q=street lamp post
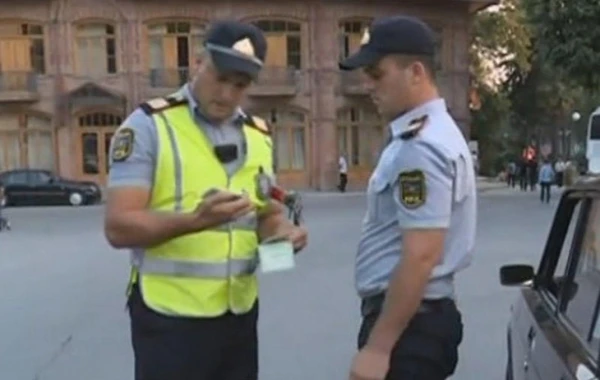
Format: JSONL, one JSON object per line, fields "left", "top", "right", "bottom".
{"left": 570, "top": 111, "right": 581, "bottom": 159}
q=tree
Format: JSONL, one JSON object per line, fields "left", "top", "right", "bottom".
{"left": 526, "top": 0, "right": 600, "bottom": 90}
{"left": 469, "top": 0, "right": 532, "bottom": 174}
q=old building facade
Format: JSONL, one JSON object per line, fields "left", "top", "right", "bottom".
{"left": 0, "top": 0, "right": 493, "bottom": 190}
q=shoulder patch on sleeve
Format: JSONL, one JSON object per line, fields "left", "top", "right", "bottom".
{"left": 111, "top": 127, "right": 135, "bottom": 162}
{"left": 400, "top": 115, "right": 428, "bottom": 140}
{"left": 139, "top": 92, "right": 188, "bottom": 115}
{"left": 398, "top": 169, "right": 426, "bottom": 208}
{"left": 244, "top": 114, "right": 271, "bottom": 136}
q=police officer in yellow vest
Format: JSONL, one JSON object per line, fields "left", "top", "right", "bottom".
{"left": 104, "top": 20, "right": 308, "bottom": 380}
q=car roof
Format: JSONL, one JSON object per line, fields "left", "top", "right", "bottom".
{"left": 570, "top": 176, "right": 600, "bottom": 192}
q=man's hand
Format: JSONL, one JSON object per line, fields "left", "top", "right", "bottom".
{"left": 349, "top": 345, "right": 390, "bottom": 380}
{"left": 277, "top": 225, "right": 308, "bottom": 252}
{"left": 192, "top": 190, "right": 255, "bottom": 231}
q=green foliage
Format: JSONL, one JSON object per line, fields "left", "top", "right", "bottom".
{"left": 526, "top": 0, "right": 600, "bottom": 90}
{"left": 470, "top": 0, "right": 532, "bottom": 174}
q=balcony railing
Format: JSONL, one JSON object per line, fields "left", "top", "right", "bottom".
{"left": 248, "top": 67, "right": 299, "bottom": 96}
{"left": 149, "top": 68, "right": 189, "bottom": 88}
{"left": 0, "top": 71, "right": 38, "bottom": 91}
{"left": 0, "top": 71, "right": 39, "bottom": 102}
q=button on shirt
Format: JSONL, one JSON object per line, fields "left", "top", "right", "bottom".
{"left": 108, "top": 84, "right": 247, "bottom": 189}
{"left": 355, "top": 99, "right": 477, "bottom": 300}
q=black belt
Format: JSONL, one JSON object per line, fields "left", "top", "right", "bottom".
{"left": 360, "top": 293, "right": 454, "bottom": 318}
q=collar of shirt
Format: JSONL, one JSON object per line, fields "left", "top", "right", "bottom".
{"left": 389, "top": 98, "right": 447, "bottom": 139}
{"left": 180, "top": 84, "right": 246, "bottom": 127}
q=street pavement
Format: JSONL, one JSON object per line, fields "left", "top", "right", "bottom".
{"left": 0, "top": 186, "right": 560, "bottom": 380}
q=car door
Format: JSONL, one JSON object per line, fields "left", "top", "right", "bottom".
{"left": 3, "top": 171, "right": 30, "bottom": 205}
{"left": 528, "top": 194, "right": 600, "bottom": 380}
{"left": 508, "top": 199, "right": 580, "bottom": 380}
{"left": 27, "top": 170, "right": 64, "bottom": 205}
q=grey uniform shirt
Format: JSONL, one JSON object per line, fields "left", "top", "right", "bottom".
{"left": 108, "top": 84, "right": 248, "bottom": 189}
{"left": 355, "top": 98, "right": 477, "bottom": 300}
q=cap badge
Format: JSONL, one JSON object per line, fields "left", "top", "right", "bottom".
{"left": 232, "top": 38, "right": 256, "bottom": 59}
{"left": 360, "top": 29, "right": 370, "bottom": 45}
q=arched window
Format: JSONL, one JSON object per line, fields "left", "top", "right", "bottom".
{"left": 257, "top": 108, "right": 307, "bottom": 171}
{"left": 78, "top": 112, "right": 123, "bottom": 127}
{"left": 146, "top": 20, "right": 206, "bottom": 87}
{"left": 338, "top": 19, "right": 371, "bottom": 61}
{"left": 252, "top": 20, "right": 301, "bottom": 69}
{"left": 0, "top": 21, "right": 45, "bottom": 93}
{"left": 74, "top": 22, "right": 117, "bottom": 76}
{"left": 336, "top": 107, "right": 382, "bottom": 168}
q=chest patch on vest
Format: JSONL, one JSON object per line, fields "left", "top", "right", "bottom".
{"left": 111, "top": 128, "right": 134, "bottom": 162}
{"left": 398, "top": 170, "right": 426, "bottom": 208}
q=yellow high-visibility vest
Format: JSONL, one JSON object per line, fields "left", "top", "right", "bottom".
{"left": 129, "top": 93, "right": 273, "bottom": 317}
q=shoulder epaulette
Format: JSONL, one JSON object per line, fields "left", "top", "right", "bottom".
{"left": 400, "top": 114, "right": 428, "bottom": 140}
{"left": 139, "top": 92, "right": 188, "bottom": 115}
{"left": 243, "top": 114, "right": 271, "bottom": 136}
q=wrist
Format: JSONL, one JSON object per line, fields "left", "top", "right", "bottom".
{"left": 367, "top": 320, "right": 404, "bottom": 354}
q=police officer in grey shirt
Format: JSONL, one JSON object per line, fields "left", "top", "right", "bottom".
{"left": 339, "top": 16, "right": 476, "bottom": 380}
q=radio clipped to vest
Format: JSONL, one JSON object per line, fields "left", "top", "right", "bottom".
{"left": 255, "top": 166, "right": 303, "bottom": 226}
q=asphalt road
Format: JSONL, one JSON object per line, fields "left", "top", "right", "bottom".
{"left": 0, "top": 187, "right": 560, "bottom": 380}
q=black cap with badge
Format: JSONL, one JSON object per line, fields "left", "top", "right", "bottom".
{"left": 339, "top": 15, "right": 437, "bottom": 71}
{"left": 204, "top": 20, "right": 268, "bottom": 79}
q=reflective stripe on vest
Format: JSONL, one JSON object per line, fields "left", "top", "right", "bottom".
{"left": 131, "top": 249, "right": 259, "bottom": 277}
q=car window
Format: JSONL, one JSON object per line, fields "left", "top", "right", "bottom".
{"left": 543, "top": 202, "right": 583, "bottom": 302}
{"left": 28, "top": 171, "right": 52, "bottom": 184}
{"left": 563, "top": 199, "right": 600, "bottom": 353}
{"left": 2, "top": 172, "right": 28, "bottom": 185}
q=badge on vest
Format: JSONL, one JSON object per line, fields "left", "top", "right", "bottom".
{"left": 398, "top": 169, "right": 426, "bottom": 208}
{"left": 111, "top": 128, "right": 135, "bottom": 162}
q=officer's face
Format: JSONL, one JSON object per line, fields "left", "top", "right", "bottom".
{"left": 362, "top": 55, "right": 427, "bottom": 120}
{"left": 192, "top": 55, "right": 252, "bottom": 122}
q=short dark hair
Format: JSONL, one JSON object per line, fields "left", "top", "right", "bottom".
{"left": 394, "top": 54, "right": 436, "bottom": 81}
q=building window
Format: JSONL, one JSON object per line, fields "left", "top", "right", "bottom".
{"left": 260, "top": 108, "right": 307, "bottom": 171}
{"left": 78, "top": 112, "right": 123, "bottom": 127}
{"left": 0, "top": 113, "right": 54, "bottom": 172}
{"left": 338, "top": 20, "right": 371, "bottom": 61}
{"left": 427, "top": 23, "right": 444, "bottom": 71}
{"left": 337, "top": 107, "right": 383, "bottom": 168}
{"left": 253, "top": 20, "right": 301, "bottom": 69}
{"left": 0, "top": 22, "right": 45, "bottom": 74}
{"left": 75, "top": 23, "right": 117, "bottom": 76}
{"left": 147, "top": 21, "right": 206, "bottom": 87}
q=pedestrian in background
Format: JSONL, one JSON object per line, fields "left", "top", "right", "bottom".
{"left": 538, "top": 159, "right": 555, "bottom": 204}
{"left": 338, "top": 153, "right": 348, "bottom": 192}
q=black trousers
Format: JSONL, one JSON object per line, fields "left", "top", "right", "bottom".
{"left": 540, "top": 182, "right": 551, "bottom": 203}
{"left": 128, "top": 285, "right": 259, "bottom": 380}
{"left": 339, "top": 173, "right": 348, "bottom": 192}
{"left": 357, "top": 294, "right": 463, "bottom": 380}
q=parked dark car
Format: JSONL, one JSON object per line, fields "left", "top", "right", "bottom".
{"left": 500, "top": 177, "right": 600, "bottom": 380}
{"left": 0, "top": 169, "right": 101, "bottom": 207}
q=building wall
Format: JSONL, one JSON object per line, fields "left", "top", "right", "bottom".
{"left": 0, "top": 0, "right": 477, "bottom": 190}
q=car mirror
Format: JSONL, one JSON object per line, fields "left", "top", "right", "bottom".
{"left": 500, "top": 264, "right": 535, "bottom": 286}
